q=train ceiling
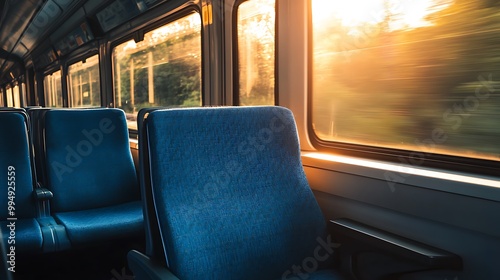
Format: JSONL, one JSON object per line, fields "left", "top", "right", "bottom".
{"left": 0, "top": 0, "right": 164, "bottom": 85}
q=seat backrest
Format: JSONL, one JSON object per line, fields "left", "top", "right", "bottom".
{"left": 43, "top": 108, "right": 138, "bottom": 212}
{"left": 143, "top": 106, "right": 328, "bottom": 279}
{"left": 0, "top": 110, "right": 37, "bottom": 219}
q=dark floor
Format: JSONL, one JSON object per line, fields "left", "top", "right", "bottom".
{"left": 11, "top": 237, "right": 144, "bottom": 280}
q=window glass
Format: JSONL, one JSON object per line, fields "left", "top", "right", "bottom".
{"left": 21, "top": 82, "right": 27, "bottom": 106}
{"left": 6, "top": 86, "right": 13, "bottom": 107}
{"left": 44, "top": 70, "right": 63, "bottom": 107}
{"left": 237, "top": 0, "right": 275, "bottom": 105}
{"left": 68, "top": 55, "right": 101, "bottom": 108}
{"left": 13, "top": 84, "right": 21, "bottom": 108}
{"left": 113, "top": 13, "right": 202, "bottom": 130}
{"left": 311, "top": 0, "right": 500, "bottom": 162}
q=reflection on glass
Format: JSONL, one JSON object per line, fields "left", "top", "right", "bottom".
{"left": 237, "top": 0, "right": 275, "bottom": 105}
{"left": 312, "top": 0, "right": 500, "bottom": 161}
{"left": 68, "top": 55, "right": 101, "bottom": 108}
{"left": 113, "top": 13, "right": 202, "bottom": 130}
{"left": 44, "top": 70, "right": 63, "bottom": 107}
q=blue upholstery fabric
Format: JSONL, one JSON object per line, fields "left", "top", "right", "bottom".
{"left": 53, "top": 201, "right": 143, "bottom": 244}
{"left": 0, "top": 112, "right": 43, "bottom": 253}
{"left": 43, "top": 108, "right": 143, "bottom": 245}
{"left": 145, "top": 107, "right": 338, "bottom": 280}
{"left": 44, "top": 108, "right": 139, "bottom": 212}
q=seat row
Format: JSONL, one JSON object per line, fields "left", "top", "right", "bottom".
{"left": 0, "top": 107, "right": 143, "bottom": 254}
{"left": 2, "top": 106, "right": 462, "bottom": 279}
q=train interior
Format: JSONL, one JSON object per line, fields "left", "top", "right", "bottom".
{"left": 1, "top": 0, "right": 499, "bottom": 279}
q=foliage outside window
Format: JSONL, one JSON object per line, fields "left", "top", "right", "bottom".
{"left": 44, "top": 70, "right": 63, "bottom": 107}
{"left": 68, "top": 55, "right": 101, "bottom": 108}
{"left": 312, "top": 0, "right": 500, "bottom": 162}
{"left": 113, "top": 13, "right": 202, "bottom": 130}
{"left": 237, "top": 0, "right": 275, "bottom": 105}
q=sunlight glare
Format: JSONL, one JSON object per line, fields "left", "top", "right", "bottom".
{"left": 312, "top": 0, "right": 451, "bottom": 31}
{"left": 312, "top": 0, "right": 384, "bottom": 27}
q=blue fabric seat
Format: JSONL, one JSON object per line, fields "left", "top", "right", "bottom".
{"left": 0, "top": 110, "right": 43, "bottom": 253}
{"left": 42, "top": 108, "right": 143, "bottom": 245}
{"left": 129, "top": 106, "right": 346, "bottom": 280}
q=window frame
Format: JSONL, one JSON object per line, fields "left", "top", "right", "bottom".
{"left": 306, "top": 0, "right": 500, "bottom": 177}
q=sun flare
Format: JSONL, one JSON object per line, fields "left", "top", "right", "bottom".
{"left": 312, "top": 0, "right": 451, "bottom": 31}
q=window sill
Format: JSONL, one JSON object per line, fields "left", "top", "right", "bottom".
{"left": 302, "top": 152, "right": 500, "bottom": 202}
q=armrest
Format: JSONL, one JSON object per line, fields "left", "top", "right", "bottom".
{"left": 33, "top": 184, "right": 53, "bottom": 218}
{"left": 34, "top": 187, "right": 53, "bottom": 201}
{"left": 128, "top": 250, "right": 180, "bottom": 280}
{"left": 330, "top": 218, "right": 462, "bottom": 269}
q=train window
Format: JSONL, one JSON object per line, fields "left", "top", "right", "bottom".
{"left": 12, "top": 84, "right": 21, "bottom": 107}
{"left": 0, "top": 88, "right": 4, "bottom": 107}
{"left": 5, "top": 86, "right": 13, "bottom": 107}
{"left": 236, "top": 0, "right": 275, "bottom": 105}
{"left": 68, "top": 55, "right": 101, "bottom": 108}
{"left": 44, "top": 70, "right": 63, "bottom": 107}
{"left": 311, "top": 0, "right": 500, "bottom": 164}
{"left": 113, "top": 13, "right": 202, "bottom": 130}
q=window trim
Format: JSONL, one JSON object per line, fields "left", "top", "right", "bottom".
{"left": 305, "top": 0, "right": 500, "bottom": 178}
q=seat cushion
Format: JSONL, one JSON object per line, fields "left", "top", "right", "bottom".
{"left": 53, "top": 201, "right": 143, "bottom": 245}
{"left": 1, "top": 219, "right": 43, "bottom": 253}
